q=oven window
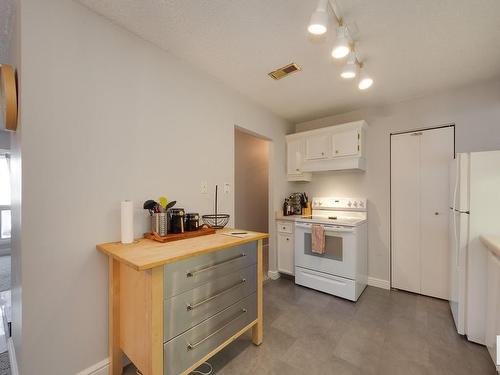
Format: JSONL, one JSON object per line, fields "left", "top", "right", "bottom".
{"left": 304, "top": 233, "right": 343, "bottom": 261}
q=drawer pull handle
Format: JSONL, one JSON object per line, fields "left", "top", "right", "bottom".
{"left": 186, "top": 253, "right": 246, "bottom": 278}
{"left": 186, "top": 278, "right": 247, "bottom": 311}
{"left": 187, "top": 308, "right": 248, "bottom": 350}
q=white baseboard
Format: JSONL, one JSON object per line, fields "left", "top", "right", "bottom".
{"left": 7, "top": 338, "right": 19, "bottom": 375}
{"left": 367, "top": 277, "right": 390, "bottom": 290}
{"left": 267, "top": 270, "right": 280, "bottom": 280}
{"left": 76, "top": 358, "right": 109, "bottom": 375}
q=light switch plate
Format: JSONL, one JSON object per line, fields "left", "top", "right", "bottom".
{"left": 223, "top": 183, "right": 230, "bottom": 194}
{"left": 201, "top": 181, "right": 208, "bottom": 194}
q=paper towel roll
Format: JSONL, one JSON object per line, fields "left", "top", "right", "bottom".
{"left": 121, "top": 200, "right": 134, "bottom": 244}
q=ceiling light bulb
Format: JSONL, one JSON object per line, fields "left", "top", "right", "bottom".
{"left": 331, "top": 26, "right": 350, "bottom": 59}
{"left": 358, "top": 70, "right": 373, "bottom": 90}
{"left": 308, "top": 0, "right": 329, "bottom": 35}
{"left": 340, "top": 52, "right": 358, "bottom": 79}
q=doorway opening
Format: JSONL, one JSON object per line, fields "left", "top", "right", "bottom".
{"left": 234, "top": 127, "right": 270, "bottom": 278}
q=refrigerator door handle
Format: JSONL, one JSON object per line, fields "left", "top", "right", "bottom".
{"left": 454, "top": 211, "right": 459, "bottom": 266}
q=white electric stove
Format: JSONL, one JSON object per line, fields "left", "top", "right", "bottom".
{"left": 294, "top": 197, "right": 368, "bottom": 301}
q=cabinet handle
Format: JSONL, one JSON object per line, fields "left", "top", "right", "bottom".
{"left": 335, "top": 150, "right": 339, "bottom": 154}
{"left": 186, "top": 278, "right": 247, "bottom": 311}
{"left": 286, "top": 238, "right": 289, "bottom": 241}
{"left": 321, "top": 152, "right": 325, "bottom": 156}
{"left": 296, "top": 168, "right": 299, "bottom": 171}
{"left": 187, "top": 308, "right": 247, "bottom": 350}
{"left": 435, "top": 212, "right": 439, "bottom": 215}
{"left": 186, "top": 253, "right": 246, "bottom": 277}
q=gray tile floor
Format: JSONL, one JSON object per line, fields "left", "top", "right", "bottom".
{"left": 126, "top": 278, "right": 497, "bottom": 375}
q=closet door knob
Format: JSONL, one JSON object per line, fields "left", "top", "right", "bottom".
{"left": 434, "top": 212, "right": 439, "bottom": 215}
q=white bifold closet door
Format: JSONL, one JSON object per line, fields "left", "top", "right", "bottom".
{"left": 391, "top": 127, "right": 454, "bottom": 299}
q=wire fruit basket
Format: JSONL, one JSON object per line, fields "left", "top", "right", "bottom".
{"left": 202, "top": 214, "right": 230, "bottom": 229}
{"left": 202, "top": 185, "right": 230, "bottom": 229}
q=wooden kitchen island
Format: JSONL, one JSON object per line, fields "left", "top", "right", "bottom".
{"left": 97, "top": 229, "right": 268, "bottom": 375}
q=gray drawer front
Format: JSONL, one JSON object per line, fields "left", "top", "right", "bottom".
{"left": 164, "top": 242, "right": 257, "bottom": 298}
{"left": 164, "top": 264, "right": 257, "bottom": 341}
{"left": 164, "top": 293, "right": 257, "bottom": 375}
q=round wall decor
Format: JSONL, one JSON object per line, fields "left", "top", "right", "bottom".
{"left": 0, "top": 64, "right": 18, "bottom": 131}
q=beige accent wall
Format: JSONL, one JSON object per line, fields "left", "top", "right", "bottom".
{"left": 234, "top": 129, "right": 269, "bottom": 273}
{"left": 294, "top": 78, "right": 500, "bottom": 284}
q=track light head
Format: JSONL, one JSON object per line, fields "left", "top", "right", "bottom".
{"left": 358, "top": 68, "right": 373, "bottom": 90}
{"left": 331, "top": 26, "right": 350, "bottom": 59}
{"left": 341, "top": 52, "right": 358, "bottom": 79}
{"left": 308, "top": 0, "right": 329, "bottom": 35}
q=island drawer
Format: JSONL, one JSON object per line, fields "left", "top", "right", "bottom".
{"left": 164, "top": 264, "right": 257, "bottom": 341}
{"left": 164, "top": 293, "right": 257, "bottom": 375}
{"left": 164, "top": 242, "right": 257, "bottom": 298}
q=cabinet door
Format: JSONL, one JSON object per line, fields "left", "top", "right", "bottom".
{"left": 420, "top": 127, "right": 454, "bottom": 299}
{"left": 332, "top": 130, "right": 359, "bottom": 157}
{"left": 277, "top": 233, "right": 294, "bottom": 275}
{"left": 287, "top": 139, "right": 303, "bottom": 175}
{"left": 305, "top": 134, "right": 329, "bottom": 160}
{"left": 391, "top": 132, "right": 421, "bottom": 294}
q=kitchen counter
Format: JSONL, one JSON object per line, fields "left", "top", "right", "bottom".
{"left": 97, "top": 228, "right": 267, "bottom": 375}
{"left": 480, "top": 235, "right": 500, "bottom": 258}
{"left": 97, "top": 228, "right": 268, "bottom": 270}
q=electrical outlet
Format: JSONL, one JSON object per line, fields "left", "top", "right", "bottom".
{"left": 201, "top": 181, "right": 208, "bottom": 194}
{"left": 223, "top": 183, "right": 230, "bottom": 194}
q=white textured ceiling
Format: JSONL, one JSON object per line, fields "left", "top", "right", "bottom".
{"left": 79, "top": 0, "right": 500, "bottom": 122}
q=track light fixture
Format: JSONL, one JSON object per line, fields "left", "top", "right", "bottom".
{"left": 331, "top": 26, "right": 351, "bottom": 59}
{"left": 307, "top": 0, "right": 374, "bottom": 90}
{"left": 358, "top": 66, "right": 374, "bottom": 90}
{"left": 340, "top": 52, "right": 358, "bottom": 79}
{"left": 308, "top": 0, "right": 329, "bottom": 35}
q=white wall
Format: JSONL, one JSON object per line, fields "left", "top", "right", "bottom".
{"left": 295, "top": 79, "right": 500, "bottom": 283}
{"left": 16, "top": 0, "right": 292, "bottom": 373}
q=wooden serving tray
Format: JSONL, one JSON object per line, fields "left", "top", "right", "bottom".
{"left": 144, "top": 227, "right": 216, "bottom": 243}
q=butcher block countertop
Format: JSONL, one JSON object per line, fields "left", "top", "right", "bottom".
{"left": 480, "top": 235, "right": 500, "bottom": 258}
{"left": 96, "top": 228, "right": 269, "bottom": 271}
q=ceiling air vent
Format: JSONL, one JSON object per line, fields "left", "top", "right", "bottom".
{"left": 268, "top": 63, "right": 302, "bottom": 80}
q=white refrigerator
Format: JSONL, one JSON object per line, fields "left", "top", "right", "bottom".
{"left": 449, "top": 150, "right": 500, "bottom": 345}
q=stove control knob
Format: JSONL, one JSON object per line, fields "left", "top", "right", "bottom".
{"left": 360, "top": 201, "right": 365, "bottom": 207}
{"left": 353, "top": 201, "right": 358, "bottom": 207}
{"left": 318, "top": 201, "right": 323, "bottom": 206}
{"left": 348, "top": 201, "right": 352, "bottom": 207}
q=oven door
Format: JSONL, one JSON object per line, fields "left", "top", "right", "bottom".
{"left": 295, "top": 222, "right": 357, "bottom": 280}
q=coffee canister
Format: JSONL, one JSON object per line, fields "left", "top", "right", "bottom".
{"left": 185, "top": 213, "right": 200, "bottom": 232}
{"left": 170, "top": 208, "right": 185, "bottom": 234}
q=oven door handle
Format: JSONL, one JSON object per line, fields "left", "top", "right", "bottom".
{"left": 295, "top": 223, "right": 355, "bottom": 233}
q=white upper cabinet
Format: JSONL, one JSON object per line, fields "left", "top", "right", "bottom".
{"left": 305, "top": 134, "right": 330, "bottom": 160}
{"left": 332, "top": 129, "right": 360, "bottom": 157}
{"left": 287, "top": 139, "right": 303, "bottom": 174}
{"left": 286, "top": 138, "right": 312, "bottom": 181}
{"left": 286, "top": 121, "right": 367, "bottom": 179}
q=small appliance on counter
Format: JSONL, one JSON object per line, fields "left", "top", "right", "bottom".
{"left": 185, "top": 213, "right": 200, "bottom": 231}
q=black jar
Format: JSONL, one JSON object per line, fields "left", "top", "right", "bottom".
{"left": 185, "top": 213, "right": 200, "bottom": 232}
{"left": 169, "top": 208, "right": 185, "bottom": 234}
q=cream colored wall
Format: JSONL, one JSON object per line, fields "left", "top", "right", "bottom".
{"left": 16, "top": 0, "right": 292, "bottom": 373}
{"left": 294, "top": 78, "right": 500, "bottom": 283}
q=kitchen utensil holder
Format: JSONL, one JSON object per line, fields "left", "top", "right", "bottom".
{"left": 152, "top": 213, "right": 167, "bottom": 236}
